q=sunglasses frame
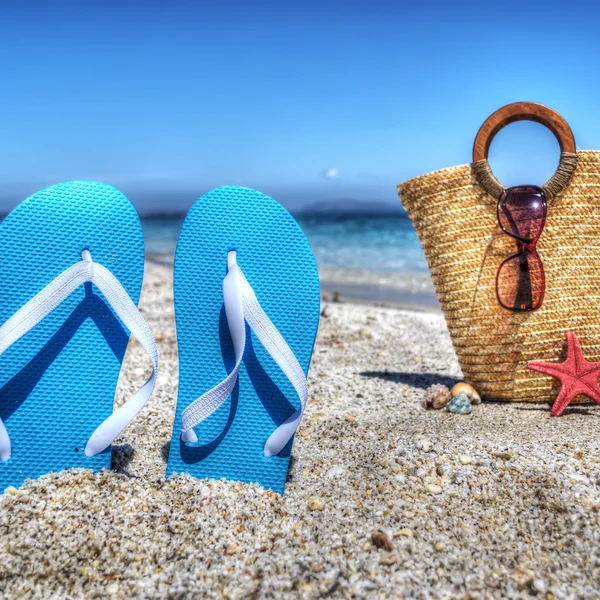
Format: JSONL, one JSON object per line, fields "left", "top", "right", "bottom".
{"left": 495, "top": 186, "right": 547, "bottom": 312}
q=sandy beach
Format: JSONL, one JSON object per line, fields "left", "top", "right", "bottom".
{"left": 2, "top": 260, "right": 600, "bottom": 599}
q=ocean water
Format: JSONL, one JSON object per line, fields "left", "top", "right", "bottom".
{"left": 142, "top": 214, "right": 436, "bottom": 307}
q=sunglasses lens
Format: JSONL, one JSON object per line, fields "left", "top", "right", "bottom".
{"left": 496, "top": 250, "right": 545, "bottom": 311}
{"left": 497, "top": 186, "right": 546, "bottom": 243}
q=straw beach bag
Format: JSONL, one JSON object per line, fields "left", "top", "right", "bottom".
{"left": 397, "top": 102, "right": 600, "bottom": 403}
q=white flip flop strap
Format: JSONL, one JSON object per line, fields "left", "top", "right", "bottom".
{"left": 181, "top": 252, "right": 308, "bottom": 457}
{"left": 180, "top": 252, "right": 246, "bottom": 443}
{"left": 0, "top": 251, "right": 158, "bottom": 461}
{"left": 237, "top": 269, "right": 308, "bottom": 456}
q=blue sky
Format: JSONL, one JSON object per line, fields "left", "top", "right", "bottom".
{"left": 0, "top": 0, "right": 599, "bottom": 214}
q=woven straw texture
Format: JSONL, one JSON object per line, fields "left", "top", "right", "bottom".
{"left": 397, "top": 150, "right": 600, "bottom": 403}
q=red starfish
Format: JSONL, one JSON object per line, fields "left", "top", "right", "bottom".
{"left": 527, "top": 331, "right": 600, "bottom": 416}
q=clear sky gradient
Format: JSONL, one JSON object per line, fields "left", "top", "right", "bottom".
{"left": 1, "top": 0, "right": 599, "bottom": 214}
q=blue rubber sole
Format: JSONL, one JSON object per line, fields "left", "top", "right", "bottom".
{"left": 0, "top": 181, "right": 144, "bottom": 491}
{"left": 167, "top": 186, "right": 320, "bottom": 494}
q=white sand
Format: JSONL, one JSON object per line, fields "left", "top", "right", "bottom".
{"left": 1, "top": 261, "right": 600, "bottom": 598}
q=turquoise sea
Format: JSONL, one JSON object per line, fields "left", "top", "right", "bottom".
{"left": 142, "top": 213, "right": 437, "bottom": 308}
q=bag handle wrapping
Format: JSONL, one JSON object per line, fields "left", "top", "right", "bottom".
{"left": 472, "top": 101, "right": 578, "bottom": 199}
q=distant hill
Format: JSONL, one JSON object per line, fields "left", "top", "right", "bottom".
{"left": 136, "top": 198, "right": 408, "bottom": 221}
{"left": 296, "top": 199, "right": 406, "bottom": 220}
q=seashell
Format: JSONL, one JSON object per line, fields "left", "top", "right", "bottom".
{"left": 451, "top": 382, "right": 481, "bottom": 405}
{"left": 432, "top": 393, "right": 451, "bottom": 410}
{"left": 371, "top": 529, "right": 394, "bottom": 551}
{"left": 446, "top": 392, "right": 472, "bottom": 414}
{"left": 393, "top": 528, "right": 414, "bottom": 538}
{"left": 422, "top": 384, "right": 451, "bottom": 410}
{"left": 307, "top": 496, "right": 325, "bottom": 511}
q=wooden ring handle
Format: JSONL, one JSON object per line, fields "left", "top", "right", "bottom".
{"left": 472, "top": 102, "right": 577, "bottom": 199}
{"left": 473, "top": 101, "right": 575, "bottom": 162}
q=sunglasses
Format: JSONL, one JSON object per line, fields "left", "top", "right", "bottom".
{"left": 495, "top": 185, "right": 547, "bottom": 312}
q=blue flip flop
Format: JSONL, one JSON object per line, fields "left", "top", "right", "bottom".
{"left": 167, "top": 186, "right": 320, "bottom": 494}
{"left": 0, "top": 181, "right": 158, "bottom": 491}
